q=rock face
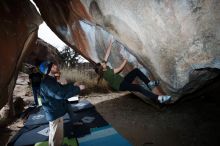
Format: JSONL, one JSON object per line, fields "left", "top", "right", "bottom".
{"left": 34, "top": 0, "right": 220, "bottom": 98}
{"left": 0, "top": 0, "right": 42, "bottom": 109}
{"left": 24, "top": 38, "right": 62, "bottom": 66}
{"left": 0, "top": 0, "right": 219, "bottom": 108}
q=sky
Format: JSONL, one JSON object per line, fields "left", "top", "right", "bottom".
{"left": 30, "top": 0, "right": 67, "bottom": 51}
{"left": 31, "top": 0, "right": 88, "bottom": 63}
{"left": 38, "top": 22, "right": 88, "bottom": 63}
{"left": 38, "top": 22, "right": 67, "bottom": 51}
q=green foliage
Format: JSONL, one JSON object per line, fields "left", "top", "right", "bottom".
{"left": 59, "top": 46, "right": 79, "bottom": 68}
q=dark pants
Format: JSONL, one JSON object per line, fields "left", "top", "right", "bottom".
{"left": 32, "top": 86, "right": 39, "bottom": 105}
{"left": 119, "top": 68, "right": 158, "bottom": 101}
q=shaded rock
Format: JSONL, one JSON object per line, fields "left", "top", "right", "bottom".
{"left": 0, "top": 0, "right": 42, "bottom": 109}
{"left": 33, "top": 0, "right": 93, "bottom": 63}
{"left": 0, "top": 96, "right": 24, "bottom": 121}
{"left": 34, "top": 0, "right": 220, "bottom": 99}
{"left": 0, "top": 104, "right": 10, "bottom": 121}
{"left": 24, "top": 38, "right": 63, "bottom": 66}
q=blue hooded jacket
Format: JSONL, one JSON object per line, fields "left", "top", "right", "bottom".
{"left": 40, "top": 75, "right": 80, "bottom": 121}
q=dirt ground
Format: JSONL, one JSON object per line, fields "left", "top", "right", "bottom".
{"left": 86, "top": 75, "right": 220, "bottom": 146}
{"left": 0, "top": 73, "right": 33, "bottom": 146}
{"left": 1, "top": 73, "right": 220, "bottom": 146}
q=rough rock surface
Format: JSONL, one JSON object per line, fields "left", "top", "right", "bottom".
{"left": 34, "top": 0, "right": 220, "bottom": 98}
{"left": 0, "top": 0, "right": 42, "bottom": 109}
{"left": 24, "top": 38, "right": 62, "bottom": 66}
{"left": 0, "top": 0, "right": 219, "bottom": 107}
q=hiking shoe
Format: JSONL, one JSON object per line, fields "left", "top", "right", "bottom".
{"left": 148, "top": 80, "right": 160, "bottom": 90}
{"left": 158, "top": 95, "right": 171, "bottom": 104}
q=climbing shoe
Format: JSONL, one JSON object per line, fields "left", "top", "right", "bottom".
{"left": 158, "top": 95, "right": 171, "bottom": 104}
{"left": 148, "top": 80, "right": 160, "bottom": 90}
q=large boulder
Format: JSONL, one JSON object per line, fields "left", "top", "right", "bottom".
{"left": 34, "top": 0, "right": 220, "bottom": 99}
{"left": 0, "top": 0, "right": 42, "bottom": 109}
{"left": 24, "top": 38, "right": 63, "bottom": 66}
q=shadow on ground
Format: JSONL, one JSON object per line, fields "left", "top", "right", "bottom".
{"left": 94, "top": 76, "right": 220, "bottom": 146}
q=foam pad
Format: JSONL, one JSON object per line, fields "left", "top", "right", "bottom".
{"left": 8, "top": 121, "right": 75, "bottom": 146}
{"left": 35, "top": 137, "right": 78, "bottom": 146}
{"left": 78, "top": 126, "right": 132, "bottom": 146}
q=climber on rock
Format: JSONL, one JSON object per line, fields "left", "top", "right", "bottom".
{"left": 94, "top": 37, "right": 172, "bottom": 105}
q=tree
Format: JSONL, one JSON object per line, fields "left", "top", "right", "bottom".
{"left": 59, "top": 46, "right": 79, "bottom": 68}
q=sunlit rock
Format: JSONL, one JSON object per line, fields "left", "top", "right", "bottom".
{"left": 34, "top": 0, "right": 220, "bottom": 99}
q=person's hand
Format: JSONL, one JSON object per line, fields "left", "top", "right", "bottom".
{"left": 79, "top": 85, "right": 85, "bottom": 90}
{"left": 73, "top": 82, "right": 85, "bottom": 90}
{"left": 74, "top": 81, "right": 80, "bottom": 86}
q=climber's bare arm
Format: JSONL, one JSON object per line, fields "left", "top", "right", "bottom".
{"left": 114, "top": 59, "right": 127, "bottom": 74}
